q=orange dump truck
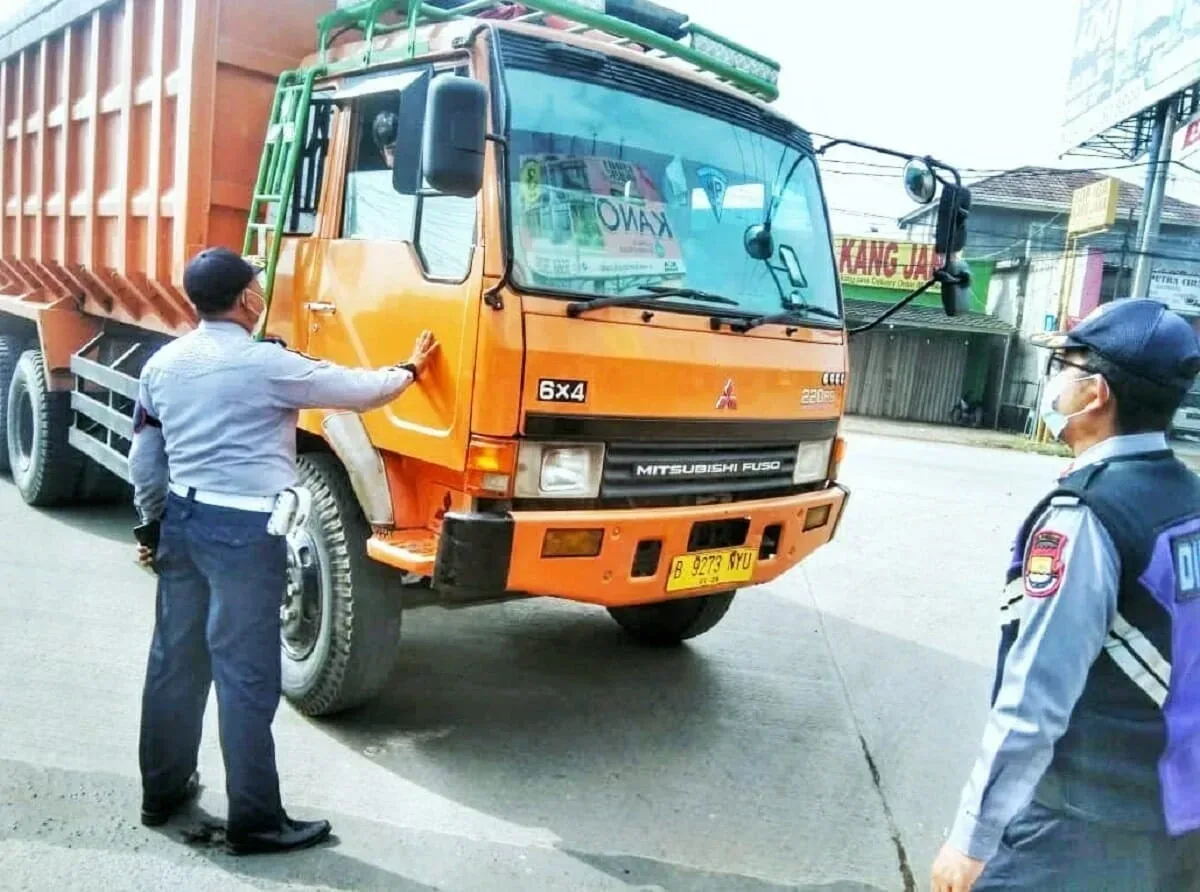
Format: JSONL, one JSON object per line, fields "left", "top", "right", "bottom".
{"left": 0, "top": 0, "right": 971, "bottom": 715}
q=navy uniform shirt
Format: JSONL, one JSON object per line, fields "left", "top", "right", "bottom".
{"left": 949, "top": 432, "right": 1170, "bottom": 860}
{"left": 128, "top": 320, "right": 414, "bottom": 522}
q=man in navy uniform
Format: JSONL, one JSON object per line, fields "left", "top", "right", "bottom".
{"left": 129, "top": 247, "right": 438, "bottom": 855}
{"left": 932, "top": 298, "right": 1200, "bottom": 891}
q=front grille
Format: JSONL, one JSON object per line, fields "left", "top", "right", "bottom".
{"left": 602, "top": 441, "right": 796, "bottom": 499}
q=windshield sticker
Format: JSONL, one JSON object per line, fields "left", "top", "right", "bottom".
{"left": 665, "top": 155, "right": 689, "bottom": 207}
{"left": 520, "top": 159, "right": 543, "bottom": 206}
{"left": 697, "top": 166, "right": 728, "bottom": 221}
{"left": 516, "top": 155, "right": 686, "bottom": 281}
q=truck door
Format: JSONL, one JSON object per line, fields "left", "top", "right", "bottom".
{"left": 293, "top": 64, "right": 485, "bottom": 472}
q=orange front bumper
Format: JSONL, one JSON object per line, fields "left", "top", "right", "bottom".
{"left": 431, "top": 485, "right": 848, "bottom": 608}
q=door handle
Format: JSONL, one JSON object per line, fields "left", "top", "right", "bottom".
{"left": 305, "top": 301, "right": 336, "bottom": 315}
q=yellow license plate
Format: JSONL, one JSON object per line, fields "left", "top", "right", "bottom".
{"left": 666, "top": 546, "right": 757, "bottom": 593}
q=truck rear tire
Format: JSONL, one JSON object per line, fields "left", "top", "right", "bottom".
{"left": 280, "top": 453, "right": 404, "bottom": 717}
{"left": 0, "top": 333, "right": 22, "bottom": 472}
{"left": 607, "top": 591, "right": 737, "bottom": 646}
{"left": 6, "top": 349, "right": 83, "bottom": 506}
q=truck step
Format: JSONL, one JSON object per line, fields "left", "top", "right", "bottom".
{"left": 366, "top": 529, "right": 438, "bottom": 576}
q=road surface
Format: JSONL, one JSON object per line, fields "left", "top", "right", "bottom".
{"left": 0, "top": 434, "right": 1067, "bottom": 891}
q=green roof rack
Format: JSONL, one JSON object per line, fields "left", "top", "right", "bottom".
{"left": 316, "top": 0, "right": 781, "bottom": 102}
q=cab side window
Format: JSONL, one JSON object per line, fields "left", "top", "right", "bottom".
{"left": 342, "top": 92, "right": 418, "bottom": 242}
{"left": 271, "top": 99, "right": 332, "bottom": 237}
{"left": 339, "top": 69, "right": 478, "bottom": 281}
{"left": 415, "top": 71, "right": 478, "bottom": 282}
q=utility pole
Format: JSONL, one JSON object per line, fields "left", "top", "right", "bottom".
{"left": 1131, "top": 96, "right": 1179, "bottom": 298}
{"left": 1134, "top": 101, "right": 1169, "bottom": 250}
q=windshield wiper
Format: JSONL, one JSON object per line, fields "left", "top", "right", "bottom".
{"left": 730, "top": 300, "right": 841, "bottom": 333}
{"left": 566, "top": 286, "right": 740, "bottom": 318}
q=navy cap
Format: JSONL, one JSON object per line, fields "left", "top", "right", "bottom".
{"left": 1031, "top": 298, "right": 1200, "bottom": 391}
{"left": 182, "top": 247, "right": 264, "bottom": 313}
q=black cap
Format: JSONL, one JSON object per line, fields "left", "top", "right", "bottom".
{"left": 1031, "top": 298, "right": 1200, "bottom": 392}
{"left": 183, "top": 247, "right": 262, "bottom": 315}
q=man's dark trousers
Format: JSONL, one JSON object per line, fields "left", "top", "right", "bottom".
{"left": 974, "top": 800, "right": 1200, "bottom": 891}
{"left": 138, "top": 492, "right": 286, "bottom": 834}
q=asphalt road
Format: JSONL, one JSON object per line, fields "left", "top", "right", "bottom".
{"left": 0, "top": 434, "right": 1067, "bottom": 891}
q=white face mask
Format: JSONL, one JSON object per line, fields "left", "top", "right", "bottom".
{"left": 1039, "top": 370, "right": 1099, "bottom": 439}
{"left": 243, "top": 291, "right": 267, "bottom": 334}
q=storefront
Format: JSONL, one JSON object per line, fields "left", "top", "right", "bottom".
{"left": 835, "top": 236, "right": 1011, "bottom": 425}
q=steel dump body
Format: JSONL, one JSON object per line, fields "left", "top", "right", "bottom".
{"left": 0, "top": 0, "right": 331, "bottom": 337}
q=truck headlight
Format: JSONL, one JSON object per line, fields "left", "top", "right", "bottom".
{"left": 515, "top": 443, "right": 605, "bottom": 498}
{"left": 793, "top": 439, "right": 834, "bottom": 485}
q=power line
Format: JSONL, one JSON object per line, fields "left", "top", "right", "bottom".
{"left": 828, "top": 209, "right": 1200, "bottom": 266}
{"left": 818, "top": 158, "right": 1161, "bottom": 179}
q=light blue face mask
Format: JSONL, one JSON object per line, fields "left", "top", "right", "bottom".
{"left": 1039, "top": 370, "right": 1100, "bottom": 439}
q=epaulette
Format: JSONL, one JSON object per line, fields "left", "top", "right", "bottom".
{"left": 284, "top": 346, "right": 323, "bottom": 363}
{"left": 1049, "top": 494, "right": 1082, "bottom": 508}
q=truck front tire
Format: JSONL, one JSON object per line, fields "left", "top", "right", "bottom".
{"left": 280, "top": 453, "right": 404, "bottom": 717}
{"left": 6, "top": 349, "right": 83, "bottom": 506}
{"left": 607, "top": 591, "right": 737, "bottom": 646}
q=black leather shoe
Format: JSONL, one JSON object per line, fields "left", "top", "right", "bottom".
{"left": 226, "top": 816, "right": 332, "bottom": 856}
{"left": 141, "top": 772, "right": 202, "bottom": 827}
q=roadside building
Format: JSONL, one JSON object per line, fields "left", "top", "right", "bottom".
{"left": 899, "top": 166, "right": 1200, "bottom": 434}
{"left": 836, "top": 235, "right": 1009, "bottom": 425}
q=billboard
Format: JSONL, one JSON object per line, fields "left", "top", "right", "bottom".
{"left": 834, "top": 237, "right": 941, "bottom": 292}
{"left": 1063, "top": 0, "right": 1200, "bottom": 153}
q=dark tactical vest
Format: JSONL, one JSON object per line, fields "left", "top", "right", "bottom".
{"left": 998, "top": 450, "right": 1200, "bottom": 834}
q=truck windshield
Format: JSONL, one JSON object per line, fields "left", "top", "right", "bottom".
{"left": 505, "top": 68, "right": 840, "bottom": 322}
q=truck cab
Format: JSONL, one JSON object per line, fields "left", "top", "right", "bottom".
{"left": 249, "top": 4, "right": 857, "bottom": 714}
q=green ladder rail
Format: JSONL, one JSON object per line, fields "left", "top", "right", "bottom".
{"left": 242, "top": 66, "right": 323, "bottom": 339}
{"left": 315, "top": 0, "right": 781, "bottom": 102}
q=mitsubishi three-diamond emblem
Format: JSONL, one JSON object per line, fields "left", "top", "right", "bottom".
{"left": 715, "top": 379, "right": 738, "bottom": 410}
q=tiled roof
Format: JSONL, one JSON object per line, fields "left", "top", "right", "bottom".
{"left": 901, "top": 166, "right": 1200, "bottom": 228}
{"left": 843, "top": 299, "right": 1014, "bottom": 337}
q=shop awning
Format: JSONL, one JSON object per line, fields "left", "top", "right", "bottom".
{"left": 843, "top": 299, "right": 1015, "bottom": 337}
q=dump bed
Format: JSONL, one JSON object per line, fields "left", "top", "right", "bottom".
{"left": 0, "top": 0, "right": 331, "bottom": 335}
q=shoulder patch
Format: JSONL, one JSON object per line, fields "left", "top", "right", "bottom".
{"left": 1024, "top": 529, "right": 1068, "bottom": 598}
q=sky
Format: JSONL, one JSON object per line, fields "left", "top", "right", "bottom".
{"left": 0, "top": 0, "right": 1186, "bottom": 236}
{"left": 673, "top": 0, "right": 1086, "bottom": 234}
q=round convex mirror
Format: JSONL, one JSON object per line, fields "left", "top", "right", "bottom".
{"left": 903, "top": 159, "right": 937, "bottom": 204}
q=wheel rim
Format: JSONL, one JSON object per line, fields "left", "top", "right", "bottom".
{"left": 281, "top": 527, "right": 323, "bottom": 661}
{"left": 13, "top": 381, "right": 34, "bottom": 472}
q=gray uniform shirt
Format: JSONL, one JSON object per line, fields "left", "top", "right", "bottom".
{"left": 949, "top": 432, "right": 1169, "bottom": 860}
{"left": 128, "top": 320, "right": 414, "bottom": 522}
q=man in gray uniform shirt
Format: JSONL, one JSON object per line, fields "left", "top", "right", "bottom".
{"left": 129, "top": 247, "right": 438, "bottom": 855}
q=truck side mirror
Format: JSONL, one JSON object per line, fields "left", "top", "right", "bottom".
{"left": 933, "top": 184, "right": 971, "bottom": 317}
{"left": 935, "top": 184, "right": 971, "bottom": 257}
{"left": 421, "top": 75, "right": 488, "bottom": 199}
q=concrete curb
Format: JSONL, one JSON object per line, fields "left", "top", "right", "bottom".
{"left": 841, "top": 418, "right": 1070, "bottom": 458}
{"left": 841, "top": 416, "right": 1200, "bottom": 471}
